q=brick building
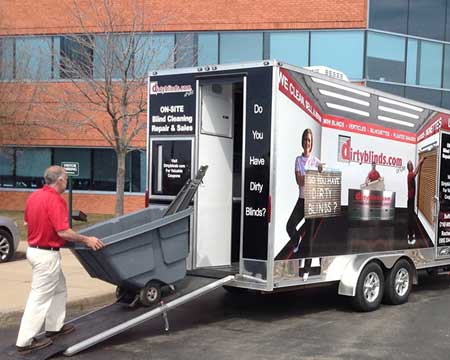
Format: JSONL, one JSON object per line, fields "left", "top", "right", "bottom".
{"left": 0, "top": 0, "right": 449, "bottom": 214}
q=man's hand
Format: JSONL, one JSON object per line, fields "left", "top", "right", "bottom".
{"left": 85, "top": 236, "right": 104, "bottom": 251}
{"left": 318, "top": 163, "right": 323, "bottom": 173}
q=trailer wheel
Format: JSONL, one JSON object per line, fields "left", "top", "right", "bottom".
{"left": 351, "top": 262, "right": 384, "bottom": 312}
{"left": 383, "top": 259, "right": 412, "bottom": 305}
{"left": 139, "top": 281, "right": 161, "bottom": 306}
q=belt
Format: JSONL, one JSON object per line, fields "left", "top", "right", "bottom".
{"left": 29, "top": 245, "right": 60, "bottom": 251}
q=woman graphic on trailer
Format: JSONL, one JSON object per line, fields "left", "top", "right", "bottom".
{"left": 286, "top": 128, "right": 323, "bottom": 281}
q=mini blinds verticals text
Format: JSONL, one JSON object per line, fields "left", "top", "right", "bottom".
{"left": 418, "top": 150, "right": 437, "bottom": 225}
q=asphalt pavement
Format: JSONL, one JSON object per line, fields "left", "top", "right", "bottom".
{"left": 0, "top": 270, "right": 449, "bottom": 359}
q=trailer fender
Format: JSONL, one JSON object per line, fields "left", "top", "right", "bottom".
{"left": 338, "top": 254, "right": 418, "bottom": 297}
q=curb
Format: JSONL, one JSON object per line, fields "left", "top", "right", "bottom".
{"left": 0, "top": 292, "right": 116, "bottom": 329}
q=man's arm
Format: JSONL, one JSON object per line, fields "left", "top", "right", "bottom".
{"left": 57, "top": 228, "right": 104, "bottom": 251}
{"left": 414, "top": 158, "right": 425, "bottom": 177}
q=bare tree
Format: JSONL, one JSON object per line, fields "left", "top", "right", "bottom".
{"left": 42, "top": 0, "right": 194, "bottom": 215}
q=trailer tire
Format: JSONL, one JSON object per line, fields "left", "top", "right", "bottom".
{"left": 383, "top": 259, "right": 412, "bottom": 305}
{"left": 351, "top": 262, "right": 384, "bottom": 312}
{"left": 139, "top": 281, "right": 161, "bottom": 306}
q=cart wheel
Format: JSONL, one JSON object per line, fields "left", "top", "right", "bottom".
{"left": 383, "top": 259, "right": 413, "bottom": 305}
{"left": 351, "top": 262, "right": 384, "bottom": 312}
{"left": 115, "top": 286, "right": 135, "bottom": 303}
{"left": 139, "top": 281, "right": 161, "bottom": 307}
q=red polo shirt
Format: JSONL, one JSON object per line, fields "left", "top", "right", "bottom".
{"left": 25, "top": 185, "right": 69, "bottom": 248}
{"left": 368, "top": 169, "right": 381, "bottom": 182}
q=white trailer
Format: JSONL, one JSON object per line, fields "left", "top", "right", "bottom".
{"left": 28, "top": 61, "right": 450, "bottom": 359}
{"left": 147, "top": 60, "right": 450, "bottom": 312}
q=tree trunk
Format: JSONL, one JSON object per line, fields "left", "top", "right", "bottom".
{"left": 115, "top": 150, "right": 126, "bottom": 216}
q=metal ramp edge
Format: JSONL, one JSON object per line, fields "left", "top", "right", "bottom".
{"left": 63, "top": 274, "right": 234, "bottom": 356}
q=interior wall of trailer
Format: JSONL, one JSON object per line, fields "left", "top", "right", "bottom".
{"left": 271, "top": 90, "right": 322, "bottom": 257}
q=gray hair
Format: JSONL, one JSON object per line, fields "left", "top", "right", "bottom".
{"left": 44, "top": 165, "right": 66, "bottom": 185}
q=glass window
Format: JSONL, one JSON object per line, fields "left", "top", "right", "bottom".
{"left": 135, "top": 33, "right": 175, "bottom": 77}
{"left": 0, "top": 148, "right": 14, "bottom": 188}
{"left": 175, "top": 33, "right": 196, "bottom": 68}
{"left": 93, "top": 34, "right": 135, "bottom": 80}
{"left": 0, "top": 38, "right": 14, "bottom": 80}
{"left": 406, "top": 39, "right": 419, "bottom": 85}
{"left": 419, "top": 41, "right": 443, "bottom": 88}
{"left": 52, "top": 36, "right": 61, "bottom": 80}
{"left": 310, "top": 31, "right": 364, "bottom": 80}
{"left": 219, "top": 32, "right": 263, "bottom": 64}
{"left": 366, "top": 32, "right": 406, "bottom": 83}
{"left": 366, "top": 81, "right": 405, "bottom": 97}
{"left": 127, "top": 150, "right": 145, "bottom": 192}
{"left": 269, "top": 32, "right": 309, "bottom": 67}
{"left": 198, "top": 33, "right": 218, "bottom": 65}
{"left": 369, "top": 0, "right": 408, "bottom": 35}
{"left": 405, "top": 86, "right": 442, "bottom": 107}
{"left": 60, "top": 35, "right": 94, "bottom": 79}
{"left": 444, "top": 45, "right": 450, "bottom": 89}
{"left": 408, "top": 0, "right": 446, "bottom": 41}
{"left": 15, "top": 148, "right": 51, "bottom": 188}
{"left": 15, "top": 37, "right": 52, "bottom": 80}
{"left": 54, "top": 148, "right": 92, "bottom": 190}
{"left": 139, "top": 150, "right": 146, "bottom": 192}
{"left": 92, "top": 149, "right": 117, "bottom": 191}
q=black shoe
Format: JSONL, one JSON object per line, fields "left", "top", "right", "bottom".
{"left": 17, "top": 337, "right": 52, "bottom": 354}
{"left": 45, "top": 323, "right": 75, "bottom": 339}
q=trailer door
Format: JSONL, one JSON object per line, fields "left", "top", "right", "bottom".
{"left": 195, "top": 80, "right": 241, "bottom": 267}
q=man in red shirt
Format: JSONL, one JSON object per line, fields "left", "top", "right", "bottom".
{"left": 366, "top": 161, "right": 381, "bottom": 185}
{"left": 407, "top": 158, "right": 424, "bottom": 245}
{"left": 16, "top": 166, "right": 104, "bottom": 354}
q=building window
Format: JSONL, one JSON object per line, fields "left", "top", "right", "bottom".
{"left": 198, "top": 33, "right": 218, "bottom": 65}
{"left": 443, "top": 44, "right": 450, "bottom": 89}
{"left": 407, "top": 39, "right": 443, "bottom": 88}
{"left": 15, "top": 148, "right": 51, "bottom": 189}
{"left": 0, "top": 148, "right": 14, "bottom": 188}
{"left": 15, "top": 37, "right": 53, "bottom": 80}
{"left": 134, "top": 33, "right": 175, "bottom": 77}
{"left": 269, "top": 32, "right": 309, "bottom": 67}
{"left": 59, "top": 35, "right": 94, "bottom": 79}
{"left": 175, "top": 33, "right": 196, "bottom": 68}
{"left": 0, "top": 38, "right": 14, "bottom": 80}
{"left": 310, "top": 31, "right": 364, "bottom": 80}
{"left": 408, "top": 0, "right": 446, "bottom": 41}
{"left": 369, "top": 0, "right": 408, "bottom": 35}
{"left": 0, "top": 147, "right": 145, "bottom": 193}
{"left": 54, "top": 148, "right": 92, "bottom": 190}
{"left": 366, "top": 32, "right": 406, "bottom": 83}
{"left": 219, "top": 32, "right": 263, "bottom": 64}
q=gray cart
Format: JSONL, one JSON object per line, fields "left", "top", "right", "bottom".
{"left": 71, "top": 166, "right": 207, "bottom": 306}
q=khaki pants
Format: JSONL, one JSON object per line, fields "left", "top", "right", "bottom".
{"left": 16, "top": 247, "right": 67, "bottom": 347}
